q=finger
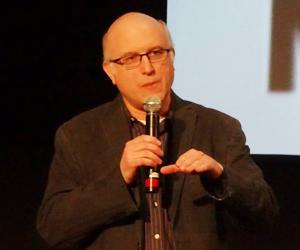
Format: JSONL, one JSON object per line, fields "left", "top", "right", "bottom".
{"left": 160, "top": 164, "right": 181, "bottom": 175}
{"left": 123, "top": 149, "right": 162, "bottom": 167}
{"left": 176, "top": 149, "right": 203, "bottom": 166}
{"left": 194, "top": 160, "right": 223, "bottom": 178}
{"left": 128, "top": 139, "right": 164, "bottom": 157}
{"left": 121, "top": 159, "right": 159, "bottom": 184}
{"left": 137, "top": 142, "right": 164, "bottom": 157}
{"left": 182, "top": 152, "right": 215, "bottom": 173}
{"left": 185, "top": 156, "right": 223, "bottom": 178}
{"left": 137, "top": 150, "right": 163, "bottom": 165}
{"left": 136, "top": 135, "right": 162, "bottom": 146}
{"left": 176, "top": 151, "right": 206, "bottom": 173}
{"left": 133, "top": 157, "right": 162, "bottom": 168}
{"left": 176, "top": 154, "right": 198, "bottom": 170}
{"left": 184, "top": 159, "right": 207, "bottom": 174}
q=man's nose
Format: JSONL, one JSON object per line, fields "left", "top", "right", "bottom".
{"left": 140, "top": 55, "right": 155, "bottom": 75}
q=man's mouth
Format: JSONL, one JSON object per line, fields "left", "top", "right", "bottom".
{"left": 142, "top": 81, "right": 158, "bottom": 87}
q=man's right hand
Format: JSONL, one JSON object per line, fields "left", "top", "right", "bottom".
{"left": 120, "top": 135, "right": 163, "bottom": 184}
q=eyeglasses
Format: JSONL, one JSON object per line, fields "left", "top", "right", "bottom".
{"left": 109, "top": 48, "right": 174, "bottom": 70}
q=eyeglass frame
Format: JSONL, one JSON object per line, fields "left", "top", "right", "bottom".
{"left": 107, "top": 47, "right": 174, "bottom": 69}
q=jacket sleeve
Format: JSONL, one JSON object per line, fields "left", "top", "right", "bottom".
{"left": 203, "top": 118, "right": 279, "bottom": 230}
{"left": 36, "top": 126, "right": 138, "bottom": 248}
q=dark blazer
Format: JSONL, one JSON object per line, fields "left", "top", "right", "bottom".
{"left": 37, "top": 93, "right": 278, "bottom": 249}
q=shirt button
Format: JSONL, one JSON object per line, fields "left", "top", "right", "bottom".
{"left": 154, "top": 233, "right": 160, "bottom": 240}
{"left": 153, "top": 201, "right": 159, "bottom": 207}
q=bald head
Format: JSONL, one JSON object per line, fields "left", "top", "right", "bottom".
{"left": 101, "top": 12, "right": 175, "bottom": 119}
{"left": 102, "top": 12, "right": 173, "bottom": 61}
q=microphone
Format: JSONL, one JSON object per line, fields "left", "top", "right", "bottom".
{"left": 143, "top": 96, "right": 162, "bottom": 193}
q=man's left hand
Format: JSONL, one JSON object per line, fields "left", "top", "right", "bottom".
{"left": 160, "top": 149, "right": 223, "bottom": 179}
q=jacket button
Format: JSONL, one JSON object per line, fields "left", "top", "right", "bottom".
{"left": 154, "top": 233, "right": 160, "bottom": 240}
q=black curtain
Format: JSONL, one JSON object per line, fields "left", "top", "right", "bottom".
{"left": 2, "top": 1, "right": 166, "bottom": 249}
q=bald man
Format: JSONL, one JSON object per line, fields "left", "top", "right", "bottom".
{"left": 37, "top": 12, "right": 278, "bottom": 250}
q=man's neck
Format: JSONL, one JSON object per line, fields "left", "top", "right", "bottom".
{"left": 128, "top": 107, "right": 147, "bottom": 121}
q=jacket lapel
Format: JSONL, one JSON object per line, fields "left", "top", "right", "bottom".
{"left": 167, "top": 95, "right": 198, "bottom": 226}
{"left": 100, "top": 96, "right": 144, "bottom": 207}
{"left": 101, "top": 95, "right": 132, "bottom": 171}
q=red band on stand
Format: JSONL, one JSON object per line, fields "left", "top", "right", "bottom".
{"left": 145, "top": 178, "right": 159, "bottom": 188}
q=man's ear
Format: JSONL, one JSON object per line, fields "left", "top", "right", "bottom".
{"left": 102, "top": 61, "right": 117, "bottom": 85}
{"left": 170, "top": 49, "right": 175, "bottom": 63}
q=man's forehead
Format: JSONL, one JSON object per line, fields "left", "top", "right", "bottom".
{"left": 103, "top": 12, "right": 170, "bottom": 58}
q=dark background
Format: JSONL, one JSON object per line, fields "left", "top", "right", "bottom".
{"left": 1, "top": 1, "right": 299, "bottom": 249}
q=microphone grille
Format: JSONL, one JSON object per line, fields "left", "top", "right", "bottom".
{"left": 143, "top": 96, "right": 162, "bottom": 112}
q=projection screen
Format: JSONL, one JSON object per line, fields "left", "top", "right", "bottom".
{"left": 167, "top": 0, "right": 300, "bottom": 155}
